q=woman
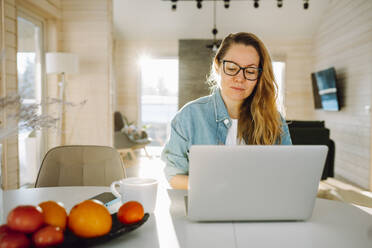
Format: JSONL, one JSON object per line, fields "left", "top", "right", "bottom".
{"left": 162, "top": 32, "right": 292, "bottom": 189}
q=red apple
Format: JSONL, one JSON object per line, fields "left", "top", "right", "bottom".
{"left": 0, "top": 224, "right": 11, "bottom": 237}
{"left": 32, "top": 226, "right": 64, "bottom": 248}
{"left": 7, "top": 205, "right": 44, "bottom": 233}
{"left": 0, "top": 230, "right": 30, "bottom": 248}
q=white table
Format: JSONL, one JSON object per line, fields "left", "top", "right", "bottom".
{"left": 3, "top": 187, "right": 372, "bottom": 248}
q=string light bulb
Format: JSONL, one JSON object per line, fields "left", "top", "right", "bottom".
{"left": 171, "top": 0, "right": 177, "bottom": 11}
{"left": 196, "top": 0, "right": 202, "bottom": 9}
{"left": 277, "top": 0, "right": 283, "bottom": 8}
{"left": 224, "top": 0, "right": 230, "bottom": 9}
{"left": 303, "top": 0, "right": 309, "bottom": 9}
{"left": 166, "top": 0, "right": 309, "bottom": 11}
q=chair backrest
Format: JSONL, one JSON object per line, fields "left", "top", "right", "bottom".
{"left": 114, "top": 111, "right": 124, "bottom": 131}
{"left": 35, "top": 145, "right": 126, "bottom": 187}
{"left": 286, "top": 120, "right": 334, "bottom": 180}
{"left": 287, "top": 120, "right": 325, "bottom": 129}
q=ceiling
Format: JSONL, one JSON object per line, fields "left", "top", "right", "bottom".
{"left": 113, "top": 0, "right": 331, "bottom": 42}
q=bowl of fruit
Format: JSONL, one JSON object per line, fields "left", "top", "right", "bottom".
{"left": 0, "top": 199, "right": 149, "bottom": 247}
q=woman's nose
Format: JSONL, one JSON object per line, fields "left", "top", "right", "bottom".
{"left": 234, "top": 69, "right": 245, "bottom": 81}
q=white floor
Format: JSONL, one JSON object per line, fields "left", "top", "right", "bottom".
{"left": 125, "top": 146, "right": 170, "bottom": 189}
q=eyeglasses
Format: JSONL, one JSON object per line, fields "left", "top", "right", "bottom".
{"left": 222, "top": 60, "right": 262, "bottom": 81}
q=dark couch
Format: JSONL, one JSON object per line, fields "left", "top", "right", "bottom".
{"left": 287, "top": 120, "right": 335, "bottom": 180}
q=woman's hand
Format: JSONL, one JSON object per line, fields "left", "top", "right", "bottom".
{"left": 169, "top": 175, "right": 189, "bottom": 190}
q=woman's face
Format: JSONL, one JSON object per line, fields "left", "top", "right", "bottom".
{"left": 217, "top": 44, "right": 260, "bottom": 104}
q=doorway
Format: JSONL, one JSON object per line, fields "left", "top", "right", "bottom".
{"left": 17, "top": 12, "right": 46, "bottom": 187}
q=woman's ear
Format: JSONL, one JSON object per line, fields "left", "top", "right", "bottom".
{"left": 214, "top": 59, "right": 220, "bottom": 74}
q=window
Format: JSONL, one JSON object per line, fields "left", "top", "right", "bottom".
{"left": 140, "top": 58, "right": 178, "bottom": 146}
{"left": 272, "top": 61, "right": 286, "bottom": 115}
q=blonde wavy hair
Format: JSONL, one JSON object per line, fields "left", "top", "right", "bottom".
{"left": 211, "top": 32, "right": 282, "bottom": 144}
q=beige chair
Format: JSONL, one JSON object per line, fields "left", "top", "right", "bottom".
{"left": 35, "top": 145, "right": 126, "bottom": 187}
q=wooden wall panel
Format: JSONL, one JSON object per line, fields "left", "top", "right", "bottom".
{"left": 4, "top": 2, "right": 16, "bottom": 18}
{"left": 46, "top": 0, "right": 60, "bottom": 9}
{"left": 60, "top": 0, "right": 113, "bottom": 146}
{"left": 5, "top": 17, "right": 15, "bottom": 32}
{"left": 1, "top": 0, "right": 19, "bottom": 189}
{"left": 18, "top": 0, "right": 61, "bottom": 18}
{"left": 268, "top": 40, "right": 315, "bottom": 120}
{"left": 312, "top": 0, "right": 372, "bottom": 189}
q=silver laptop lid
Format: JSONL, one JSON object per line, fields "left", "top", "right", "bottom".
{"left": 188, "top": 145, "right": 328, "bottom": 221}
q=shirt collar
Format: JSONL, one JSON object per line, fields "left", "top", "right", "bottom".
{"left": 212, "top": 88, "right": 231, "bottom": 127}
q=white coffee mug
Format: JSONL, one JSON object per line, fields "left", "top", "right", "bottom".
{"left": 110, "top": 177, "right": 158, "bottom": 213}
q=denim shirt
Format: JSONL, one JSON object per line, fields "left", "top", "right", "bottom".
{"left": 161, "top": 89, "right": 292, "bottom": 181}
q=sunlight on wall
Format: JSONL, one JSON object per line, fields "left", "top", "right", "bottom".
{"left": 273, "top": 61, "right": 286, "bottom": 116}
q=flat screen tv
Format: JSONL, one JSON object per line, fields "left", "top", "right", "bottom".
{"left": 311, "top": 67, "right": 340, "bottom": 111}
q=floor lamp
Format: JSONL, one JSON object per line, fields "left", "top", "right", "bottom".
{"left": 46, "top": 52, "right": 79, "bottom": 145}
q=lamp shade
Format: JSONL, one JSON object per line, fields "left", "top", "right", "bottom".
{"left": 46, "top": 52, "right": 79, "bottom": 74}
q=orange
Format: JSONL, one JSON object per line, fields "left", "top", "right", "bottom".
{"left": 68, "top": 200, "right": 112, "bottom": 238}
{"left": 39, "top": 201, "right": 68, "bottom": 230}
{"left": 117, "top": 201, "right": 144, "bottom": 224}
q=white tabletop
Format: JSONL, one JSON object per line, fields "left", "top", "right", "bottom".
{"left": 2, "top": 186, "right": 372, "bottom": 248}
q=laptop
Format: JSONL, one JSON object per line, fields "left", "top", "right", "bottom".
{"left": 187, "top": 145, "right": 328, "bottom": 222}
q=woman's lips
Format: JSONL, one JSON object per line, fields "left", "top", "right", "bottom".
{"left": 231, "top": 86, "right": 245, "bottom": 91}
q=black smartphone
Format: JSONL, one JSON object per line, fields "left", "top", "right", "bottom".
{"left": 89, "top": 192, "right": 120, "bottom": 207}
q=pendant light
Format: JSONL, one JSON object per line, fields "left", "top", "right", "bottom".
{"left": 206, "top": 0, "right": 220, "bottom": 51}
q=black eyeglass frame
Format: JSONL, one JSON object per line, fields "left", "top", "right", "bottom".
{"left": 222, "top": 60, "right": 262, "bottom": 81}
